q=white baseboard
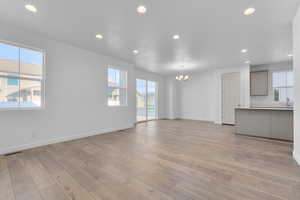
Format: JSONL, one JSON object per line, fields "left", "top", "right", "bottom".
{"left": 179, "top": 118, "right": 214, "bottom": 123}
{"left": 293, "top": 151, "right": 300, "bottom": 165}
{"left": 0, "top": 124, "right": 134, "bottom": 155}
{"left": 214, "top": 121, "right": 222, "bottom": 125}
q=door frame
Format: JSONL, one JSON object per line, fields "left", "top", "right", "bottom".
{"left": 221, "top": 72, "right": 241, "bottom": 125}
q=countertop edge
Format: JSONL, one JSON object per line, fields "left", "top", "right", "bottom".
{"left": 236, "top": 107, "right": 294, "bottom": 111}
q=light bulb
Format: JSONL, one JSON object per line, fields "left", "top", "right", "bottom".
{"left": 25, "top": 4, "right": 37, "bottom": 13}
{"left": 173, "top": 35, "right": 180, "bottom": 40}
{"left": 137, "top": 5, "right": 147, "bottom": 14}
{"left": 244, "top": 7, "right": 256, "bottom": 16}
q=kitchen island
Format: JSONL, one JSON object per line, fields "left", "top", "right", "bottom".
{"left": 235, "top": 107, "right": 293, "bottom": 141}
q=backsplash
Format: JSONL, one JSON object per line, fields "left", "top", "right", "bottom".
{"left": 251, "top": 95, "right": 293, "bottom": 107}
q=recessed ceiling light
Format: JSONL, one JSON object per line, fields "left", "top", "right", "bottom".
{"left": 133, "top": 50, "right": 139, "bottom": 54}
{"left": 245, "top": 60, "right": 251, "bottom": 64}
{"left": 96, "top": 34, "right": 103, "bottom": 39}
{"left": 173, "top": 35, "right": 180, "bottom": 40}
{"left": 241, "top": 49, "right": 248, "bottom": 53}
{"left": 288, "top": 54, "right": 293, "bottom": 57}
{"left": 25, "top": 4, "right": 37, "bottom": 13}
{"left": 137, "top": 5, "right": 147, "bottom": 14}
{"left": 244, "top": 7, "right": 256, "bottom": 16}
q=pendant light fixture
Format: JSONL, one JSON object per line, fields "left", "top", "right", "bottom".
{"left": 25, "top": 0, "right": 38, "bottom": 13}
{"left": 175, "top": 65, "right": 189, "bottom": 81}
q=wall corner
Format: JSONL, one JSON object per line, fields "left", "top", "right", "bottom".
{"left": 293, "top": 150, "right": 300, "bottom": 165}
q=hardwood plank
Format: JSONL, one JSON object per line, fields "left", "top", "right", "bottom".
{"left": 0, "top": 156, "right": 15, "bottom": 200}
{"left": 2, "top": 120, "right": 300, "bottom": 200}
{"left": 6, "top": 155, "right": 43, "bottom": 200}
{"left": 17, "top": 150, "right": 70, "bottom": 200}
{"left": 36, "top": 149, "right": 98, "bottom": 200}
{"left": 17, "top": 151, "right": 56, "bottom": 190}
{"left": 39, "top": 184, "right": 70, "bottom": 200}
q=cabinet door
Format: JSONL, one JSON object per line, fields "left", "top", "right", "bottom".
{"left": 271, "top": 111, "right": 293, "bottom": 141}
{"left": 236, "top": 110, "right": 271, "bottom": 138}
{"left": 250, "top": 71, "right": 268, "bottom": 96}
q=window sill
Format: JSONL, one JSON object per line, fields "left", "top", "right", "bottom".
{"left": 0, "top": 107, "right": 45, "bottom": 111}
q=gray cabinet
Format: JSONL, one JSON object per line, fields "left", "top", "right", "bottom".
{"left": 271, "top": 111, "right": 293, "bottom": 140}
{"left": 235, "top": 110, "right": 271, "bottom": 138}
{"left": 250, "top": 71, "right": 268, "bottom": 96}
{"left": 235, "top": 108, "right": 293, "bottom": 141}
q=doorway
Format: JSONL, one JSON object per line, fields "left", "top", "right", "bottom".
{"left": 222, "top": 72, "right": 241, "bottom": 125}
{"left": 136, "top": 79, "right": 158, "bottom": 122}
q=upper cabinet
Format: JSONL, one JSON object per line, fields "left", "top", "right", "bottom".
{"left": 250, "top": 71, "right": 268, "bottom": 96}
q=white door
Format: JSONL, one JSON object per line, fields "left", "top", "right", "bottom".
{"left": 222, "top": 72, "right": 240, "bottom": 125}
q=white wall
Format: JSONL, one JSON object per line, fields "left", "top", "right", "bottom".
{"left": 165, "top": 77, "right": 181, "bottom": 119}
{"left": 174, "top": 65, "right": 250, "bottom": 124}
{"left": 180, "top": 70, "right": 216, "bottom": 121}
{"left": 293, "top": 6, "right": 300, "bottom": 165}
{"left": 0, "top": 24, "right": 166, "bottom": 154}
{"left": 134, "top": 68, "right": 166, "bottom": 120}
{"left": 250, "top": 61, "right": 293, "bottom": 107}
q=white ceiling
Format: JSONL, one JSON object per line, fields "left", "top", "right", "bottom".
{"left": 0, "top": 0, "right": 299, "bottom": 74}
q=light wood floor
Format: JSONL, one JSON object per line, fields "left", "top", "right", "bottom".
{"left": 1, "top": 120, "right": 300, "bottom": 200}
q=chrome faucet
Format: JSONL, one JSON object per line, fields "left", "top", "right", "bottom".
{"left": 286, "top": 97, "right": 291, "bottom": 107}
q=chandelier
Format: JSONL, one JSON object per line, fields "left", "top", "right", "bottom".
{"left": 175, "top": 74, "right": 189, "bottom": 81}
{"left": 175, "top": 65, "right": 190, "bottom": 81}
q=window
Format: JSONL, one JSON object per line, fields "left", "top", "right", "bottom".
{"left": 107, "top": 67, "right": 127, "bottom": 106}
{"left": 0, "top": 41, "right": 44, "bottom": 109}
{"left": 272, "top": 71, "right": 293, "bottom": 103}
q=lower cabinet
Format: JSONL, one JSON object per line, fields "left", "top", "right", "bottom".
{"left": 235, "top": 109, "right": 293, "bottom": 141}
{"left": 271, "top": 111, "right": 294, "bottom": 141}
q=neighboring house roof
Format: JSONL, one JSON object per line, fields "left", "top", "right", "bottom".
{"left": 0, "top": 58, "right": 42, "bottom": 76}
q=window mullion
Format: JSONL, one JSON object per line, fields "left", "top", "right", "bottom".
{"left": 18, "top": 47, "right": 21, "bottom": 108}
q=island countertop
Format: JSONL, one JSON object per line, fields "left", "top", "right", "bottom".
{"left": 236, "top": 107, "right": 293, "bottom": 111}
{"left": 235, "top": 107, "right": 293, "bottom": 141}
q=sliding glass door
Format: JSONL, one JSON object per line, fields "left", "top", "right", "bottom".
{"left": 136, "top": 79, "right": 158, "bottom": 122}
{"left": 136, "top": 79, "right": 147, "bottom": 121}
{"left": 147, "top": 81, "right": 157, "bottom": 120}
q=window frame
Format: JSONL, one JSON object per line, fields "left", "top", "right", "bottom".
{"left": 271, "top": 70, "right": 293, "bottom": 104}
{"left": 0, "top": 40, "right": 46, "bottom": 111}
{"left": 107, "top": 67, "right": 128, "bottom": 107}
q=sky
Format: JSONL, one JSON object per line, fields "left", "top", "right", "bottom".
{"left": 108, "top": 68, "right": 120, "bottom": 86}
{"left": 0, "top": 42, "right": 43, "bottom": 65}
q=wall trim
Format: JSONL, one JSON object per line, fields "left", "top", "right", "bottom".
{"left": 294, "top": 150, "right": 300, "bottom": 165}
{"left": 0, "top": 124, "right": 134, "bottom": 155}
